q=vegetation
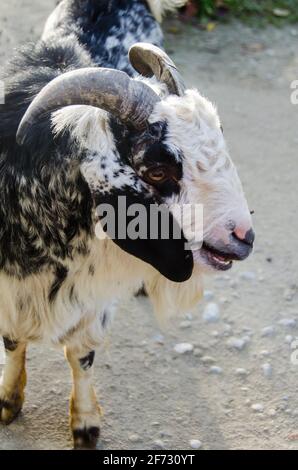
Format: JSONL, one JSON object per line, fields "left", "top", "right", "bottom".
{"left": 192, "top": 0, "right": 298, "bottom": 24}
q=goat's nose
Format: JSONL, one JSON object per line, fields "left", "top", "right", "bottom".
{"left": 233, "top": 227, "right": 255, "bottom": 247}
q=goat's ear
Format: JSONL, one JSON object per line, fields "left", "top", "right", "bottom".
{"left": 97, "top": 191, "right": 193, "bottom": 283}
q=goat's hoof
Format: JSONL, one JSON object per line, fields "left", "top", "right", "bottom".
{"left": 73, "top": 426, "right": 100, "bottom": 449}
{"left": 0, "top": 396, "right": 23, "bottom": 425}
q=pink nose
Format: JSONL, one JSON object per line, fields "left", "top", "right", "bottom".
{"left": 233, "top": 227, "right": 255, "bottom": 247}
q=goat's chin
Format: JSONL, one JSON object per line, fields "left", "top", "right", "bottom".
{"left": 145, "top": 265, "right": 203, "bottom": 323}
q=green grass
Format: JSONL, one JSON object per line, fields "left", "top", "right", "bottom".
{"left": 194, "top": 0, "right": 298, "bottom": 24}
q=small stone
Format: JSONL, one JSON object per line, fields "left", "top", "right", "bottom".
{"left": 204, "top": 290, "right": 214, "bottom": 301}
{"left": 151, "top": 422, "right": 160, "bottom": 427}
{"left": 240, "top": 271, "right": 256, "bottom": 281}
{"left": 267, "top": 408, "right": 277, "bottom": 417}
{"left": 174, "top": 343, "right": 193, "bottom": 354}
{"left": 226, "top": 336, "right": 249, "bottom": 351}
{"left": 283, "top": 286, "right": 297, "bottom": 301}
{"left": 235, "top": 368, "right": 249, "bottom": 377}
{"left": 261, "top": 326, "right": 276, "bottom": 337}
{"left": 251, "top": 403, "right": 264, "bottom": 413}
{"left": 153, "top": 439, "right": 165, "bottom": 449}
{"left": 201, "top": 355, "right": 216, "bottom": 364}
{"left": 285, "top": 335, "right": 293, "bottom": 344}
{"left": 209, "top": 366, "right": 223, "bottom": 375}
{"left": 262, "top": 363, "right": 273, "bottom": 378}
{"left": 229, "top": 279, "right": 238, "bottom": 289}
{"left": 203, "top": 303, "right": 220, "bottom": 323}
{"left": 278, "top": 318, "right": 296, "bottom": 328}
{"left": 129, "top": 434, "right": 141, "bottom": 443}
{"left": 259, "top": 349, "right": 271, "bottom": 357}
{"left": 190, "top": 439, "right": 202, "bottom": 450}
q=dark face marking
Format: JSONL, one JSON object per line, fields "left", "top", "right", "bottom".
{"left": 3, "top": 336, "right": 18, "bottom": 352}
{"left": 49, "top": 264, "right": 68, "bottom": 303}
{"left": 98, "top": 189, "right": 193, "bottom": 283}
{"left": 79, "top": 351, "right": 95, "bottom": 371}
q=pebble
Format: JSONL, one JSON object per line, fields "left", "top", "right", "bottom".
{"left": 267, "top": 408, "right": 277, "bottom": 417}
{"left": 283, "top": 285, "right": 297, "bottom": 301}
{"left": 209, "top": 366, "right": 223, "bottom": 375}
{"left": 229, "top": 279, "right": 238, "bottom": 289}
{"left": 201, "top": 355, "right": 216, "bottom": 364}
{"left": 285, "top": 335, "right": 293, "bottom": 344}
{"left": 235, "top": 368, "right": 249, "bottom": 377}
{"left": 190, "top": 439, "right": 202, "bottom": 450}
{"left": 174, "top": 343, "right": 194, "bottom": 354}
{"left": 240, "top": 271, "right": 256, "bottom": 281}
{"left": 259, "top": 349, "right": 271, "bottom": 357}
{"left": 226, "top": 336, "right": 249, "bottom": 351}
{"left": 278, "top": 318, "right": 296, "bottom": 328}
{"left": 251, "top": 403, "right": 264, "bottom": 413}
{"left": 153, "top": 439, "right": 165, "bottom": 450}
{"left": 261, "top": 325, "right": 276, "bottom": 337}
{"left": 203, "top": 303, "right": 220, "bottom": 323}
{"left": 262, "top": 363, "right": 273, "bottom": 378}
{"left": 204, "top": 290, "right": 214, "bottom": 301}
{"left": 129, "top": 434, "right": 141, "bottom": 443}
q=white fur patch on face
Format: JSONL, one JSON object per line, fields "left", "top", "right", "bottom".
{"left": 149, "top": 89, "right": 252, "bottom": 260}
{"left": 52, "top": 105, "right": 142, "bottom": 194}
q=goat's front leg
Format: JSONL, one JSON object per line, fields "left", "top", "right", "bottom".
{"left": 0, "top": 338, "right": 27, "bottom": 424}
{"left": 65, "top": 346, "right": 101, "bottom": 449}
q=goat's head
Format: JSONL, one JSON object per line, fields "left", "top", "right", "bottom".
{"left": 16, "top": 43, "right": 254, "bottom": 283}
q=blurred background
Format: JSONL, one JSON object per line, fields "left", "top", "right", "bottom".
{"left": 0, "top": 0, "right": 298, "bottom": 450}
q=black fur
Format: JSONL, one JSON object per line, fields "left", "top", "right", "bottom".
{"left": 3, "top": 337, "right": 18, "bottom": 352}
{"left": 79, "top": 351, "right": 95, "bottom": 370}
{"left": 49, "top": 264, "right": 69, "bottom": 303}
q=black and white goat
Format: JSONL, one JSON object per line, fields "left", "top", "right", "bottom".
{"left": 0, "top": 0, "right": 254, "bottom": 448}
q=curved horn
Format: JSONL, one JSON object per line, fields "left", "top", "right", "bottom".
{"left": 16, "top": 67, "right": 160, "bottom": 146}
{"left": 129, "top": 42, "right": 186, "bottom": 97}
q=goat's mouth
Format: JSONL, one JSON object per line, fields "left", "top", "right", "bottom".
{"left": 193, "top": 242, "right": 234, "bottom": 271}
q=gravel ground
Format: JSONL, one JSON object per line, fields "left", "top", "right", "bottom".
{"left": 0, "top": 1, "right": 298, "bottom": 450}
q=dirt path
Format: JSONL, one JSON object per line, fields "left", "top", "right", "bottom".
{"left": 0, "top": 1, "right": 298, "bottom": 450}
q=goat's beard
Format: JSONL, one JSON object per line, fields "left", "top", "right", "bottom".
{"left": 145, "top": 264, "right": 203, "bottom": 322}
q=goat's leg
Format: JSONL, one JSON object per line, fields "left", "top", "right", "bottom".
{"left": 0, "top": 338, "right": 27, "bottom": 424}
{"left": 65, "top": 346, "right": 101, "bottom": 449}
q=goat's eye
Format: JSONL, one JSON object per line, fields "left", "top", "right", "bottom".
{"left": 144, "top": 166, "right": 168, "bottom": 184}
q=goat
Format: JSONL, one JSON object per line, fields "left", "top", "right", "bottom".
{"left": 0, "top": 0, "right": 254, "bottom": 448}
